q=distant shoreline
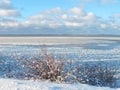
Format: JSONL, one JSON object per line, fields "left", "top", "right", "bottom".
{"left": 0, "top": 35, "right": 120, "bottom": 37}
{"left": 0, "top": 36, "right": 120, "bottom": 45}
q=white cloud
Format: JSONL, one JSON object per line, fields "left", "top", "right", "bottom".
{"left": 70, "top": 7, "right": 85, "bottom": 16}
{"left": 19, "top": 7, "right": 119, "bottom": 34}
{"left": 0, "top": 5, "right": 120, "bottom": 35}
{"left": 65, "top": 22, "right": 82, "bottom": 27}
{"left": 0, "top": 0, "right": 21, "bottom": 17}
{"left": 100, "top": 24, "right": 107, "bottom": 29}
{"left": 83, "top": 12, "right": 96, "bottom": 22}
{"left": 0, "top": 0, "right": 21, "bottom": 30}
{"left": 0, "top": 0, "right": 12, "bottom": 9}
{"left": 0, "top": 22, "right": 19, "bottom": 27}
{"left": 61, "top": 14, "right": 68, "bottom": 19}
{"left": 0, "top": 10, "right": 20, "bottom": 16}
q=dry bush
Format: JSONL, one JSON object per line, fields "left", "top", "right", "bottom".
{"left": 18, "top": 48, "right": 117, "bottom": 87}
{"left": 19, "top": 48, "right": 64, "bottom": 82}
{"left": 73, "top": 62, "right": 117, "bottom": 87}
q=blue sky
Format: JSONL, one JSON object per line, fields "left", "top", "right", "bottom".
{"left": 0, "top": 0, "right": 120, "bottom": 35}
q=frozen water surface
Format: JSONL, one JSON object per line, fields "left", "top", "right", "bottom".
{"left": 0, "top": 36, "right": 120, "bottom": 79}
{"left": 0, "top": 36, "right": 120, "bottom": 62}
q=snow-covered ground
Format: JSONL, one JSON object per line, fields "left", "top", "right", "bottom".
{"left": 0, "top": 37, "right": 120, "bottom": 90}
{"left": 0, "top": 78, "right": 119, "bottom": 90}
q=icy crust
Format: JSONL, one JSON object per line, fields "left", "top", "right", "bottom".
{"left": 0, "top": 78, "right": 119, "bottom": 90}
{"left": 0, "top": 44, "right": 120, "bottom": 62}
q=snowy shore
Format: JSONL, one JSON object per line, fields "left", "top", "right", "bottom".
{"left": 0, "top": 78, "right": 119, "bottom": 90}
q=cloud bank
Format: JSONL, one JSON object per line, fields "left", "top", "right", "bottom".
{"left": 0, "top": 0, "right": 120, "bottom": 35}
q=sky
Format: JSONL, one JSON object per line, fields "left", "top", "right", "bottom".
{"left": 0, "top": 0, "right": 120, "bottom": 35}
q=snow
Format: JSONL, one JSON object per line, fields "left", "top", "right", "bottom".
{"left": 0, "top": 37, "right": 120, "bottom": 90}
{"left": 0, "top": 36, "right": 119, "bottom": 45}
{"left": 0, "top": 78, "right": 119, "bottom": 90}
